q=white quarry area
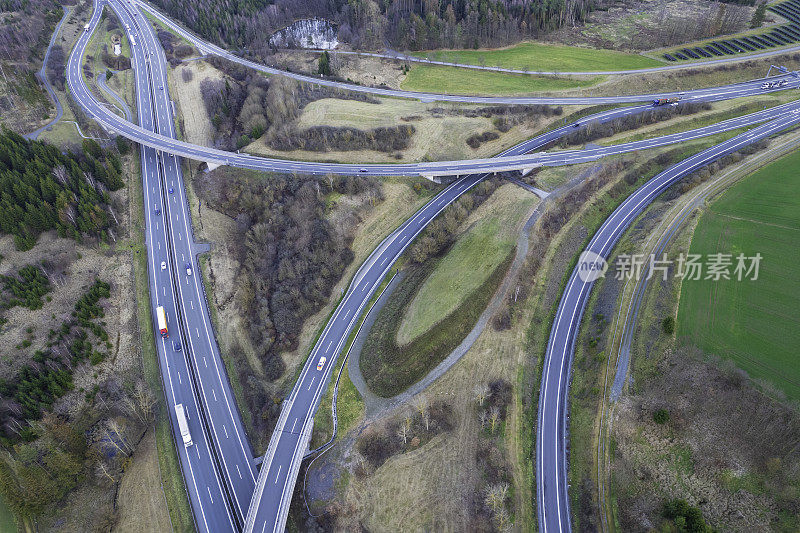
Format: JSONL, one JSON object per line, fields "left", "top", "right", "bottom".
{"left": 269, "top": 18, "right": 338, "bottom": 49}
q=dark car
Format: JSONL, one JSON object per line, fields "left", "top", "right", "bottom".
{"left": 168, "top": 186, "right": 174, "bottom": 194}
{"left": 173, "top": 341, "right": 182, "bottom": 352}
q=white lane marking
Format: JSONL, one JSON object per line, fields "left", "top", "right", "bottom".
{"left": 326, "top": 340, "right": 333, "bottom": 351}
{"left": 190, "top": 300, "right": 194, "bottom": 310}
{"left": 207, "top": 487, "right": 213, "bottom": 503}
{"left": 308, "top": 376, "right": 316, "bottom": 390}
{"left": 344, "top": 310, "right": 352, "bottom": 320}
{"left": 223, "top": 425, "right": 229, "bottom": 438}
{"left": 177, "top": 372, "right": 181, "bottom": 384}
{"left": 196, "top": 328, "right": 200, "bottom": 338}
{"left": 203, "top": 356, "right": 207, "bottom": 367}
{"left": 161, "top": 286, "right": 165, "bottom": 296}
{"left": 274, "top": 464, "right": 282, "bottom": 484}
{"left": 236, "top": 464, "right": 242, "bottom": 479}
{"left": 380, "top": 257, "right": 388, "bottom": 266}
{"left": 212, "top": 389, "right": 217, "bottom": 401}
{"left": 291, "top": 417, "right": 298, "bottom": 432}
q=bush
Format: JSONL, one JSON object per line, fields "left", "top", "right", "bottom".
{"left": 662, "top": 315, "right": 676, "bottom": 335}
{"left": 466, "top": 130, "right": 500, "bottom": 149}
{"left": 662, "top": 498, "right": 711, "bottom": 532}
{"left": 653, "top": 408, "right": 670, "bottom": 424}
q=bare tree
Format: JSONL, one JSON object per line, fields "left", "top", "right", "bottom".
{"left": 474, "top": 383, "right": 490, "bottom": 406}
{"left": 95, "top": 460, "right": 117, "bottom": 485}
{"left": 488, "top": 406, "right": 501, "bottom": 434}
{"left": 479, "top": 410, "right": 488, "bottom": 429}
{"left": 397, "top": 419, "right": 411, "bottom": 445}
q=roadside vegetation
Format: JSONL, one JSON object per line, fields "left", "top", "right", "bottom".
{"left": 359, "top": 178, "right": 520, "bottom": 397}
{"left": 400, "top": 64, "right": 602, "bottom": 95}
{"left": 190, "top": 165, "right": 381, "bottom": 450}
{"left": 411, "top": 42, "right": 662, "bottom": 72}
{"left": 0, "top": 124, "right": 173, "bottom": 531}
{"left": 560, "top": 133, "right": 800, "bottom": 531}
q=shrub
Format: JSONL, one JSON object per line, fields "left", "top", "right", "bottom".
{"left": 662, "top": 315, "right": 676, "bottom": 335}
{"left": 653, "top": 408, "right": 670, "bottom": 424}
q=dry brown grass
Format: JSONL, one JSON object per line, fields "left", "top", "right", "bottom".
{"left": 113, "top": 428, "right": 172, "bottom": 533}
{"left": 170, "top": 61, "right": 224, "bottom": 146}
{"left": 0, "top": 198, "right": 138, "bottom": 421}
{"left": 245, "top": 97, "right": 576, "bottom": 164}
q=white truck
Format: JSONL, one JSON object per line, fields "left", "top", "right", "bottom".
{"left": 84, "top": 23, "right": 90, "bottom": 32}
{"left": 175, "top": 404, "right": 193, "bottom": 447}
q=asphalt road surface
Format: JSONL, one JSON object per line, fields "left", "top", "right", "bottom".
{"left": 72, "top": 1, "right": 257, "bottom": 530}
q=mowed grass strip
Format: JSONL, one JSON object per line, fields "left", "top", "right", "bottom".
{"left": 397, "top": 184, "right": 537, "bottom": 344}
{"left": 677, "top": 150, "right": 800, "bottom": 399}
{"left": 411, "top": 42, "right": 662, "bottom": 72}
{"left": 400, "top": 64, "right": 603, "bottom": 95}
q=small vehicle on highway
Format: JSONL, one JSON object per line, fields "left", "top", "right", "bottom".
{"left": 160, "top": 261, "right": 166, "bottom": 271}
{"left": 761, "top": 82, "right": 771, "bottom": 89}
{"left": 155, "top": 204, "right": 160, "bottom": 215}
{"left": 572, "top": 122, "right": 580, "bottom": 128}
{"left": 317, "top": 356, "right": 327, "bottom": 371}
{"left": 359, "top": 168, "right": 367, "bottom": 173}
{"left": 159, "top": 85, "right": 163, "bottom": 90}
{"left": 185, "top": 263, "right": 192, "bottom": 276}
{"left": 168, "top": 186, "right": 174, "bottom": 194}
{"left": 173, "top": 341, "right": 182, "bottom": 352}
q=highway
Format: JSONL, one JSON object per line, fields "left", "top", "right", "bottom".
{"left": 72, "top": 1, "right": 256, "bottom": 530}
{"left": 65, "top": 3, "right": 800, "bottom": 531}
{"left": 63, "top": 32, "right": 800, "bottom": 178}
{"left": 239, "top": 99, "right": 800, "bottom": 533}
{"left": 535, "top": 110, "right": 800, "bottom": 533}
{"left": 134, "top": 0, "right": 800, "bottom": 106}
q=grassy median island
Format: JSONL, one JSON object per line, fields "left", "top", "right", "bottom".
{"left": 397, "top": 185, "right": 537, "bottom": 344}
{"left": 677, "top": 149, "right": 800, "bottom": 400}
{"left": 400, "top": 64, "right": 603, "bottom": 95}
{"left": 360, "top": 183, "right": 536, "bottom": 397}
{"left": 411, "top": 42, "right": 662, "bottom": 72}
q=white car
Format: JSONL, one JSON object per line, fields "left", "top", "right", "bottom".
{"left": 317, "top": 356, "right": 327, "bottom": 371}
{"left": 160, "top": 261, "right": 166, "bottom": 271}
{"left": 185, "top": 263, "right": 192, "bottom": 276}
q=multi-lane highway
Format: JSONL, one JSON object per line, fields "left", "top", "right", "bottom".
{"left": 135, "top": 0, "right": 800, "bottom": 106}
{"left": 71, "top": 1, "right": 256, "bottom": 531}
{"left": 535, "top": 109, "right": 800, "bottom": 533}
{"left": 63, "top": 39, "right": 800, "bottom": 178}
{"left": 65, "top": 3, "right": 800, "bottom": 531}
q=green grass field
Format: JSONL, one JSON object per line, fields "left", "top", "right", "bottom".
{"left": 411, "top": 42, "right": 662, "bottom": 72}
{"left": 400, "top": 64, "right": 603, "bottom": 95}
{"left": 677, "top": 150, "right": 800, "bottom": 400}
{"left": 397, "top": 185, "right": 537, "bottom": 344}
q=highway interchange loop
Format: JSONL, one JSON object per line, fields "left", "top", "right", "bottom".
{"left": 64, "top": 1, "right": 800, "bottom": 530}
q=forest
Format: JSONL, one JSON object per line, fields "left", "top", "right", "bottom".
{"left": 149, "top": 0, "right": 603, "bottom": 54}
{"left": 0, "top": 129, "right": 124, "bottom": 250}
